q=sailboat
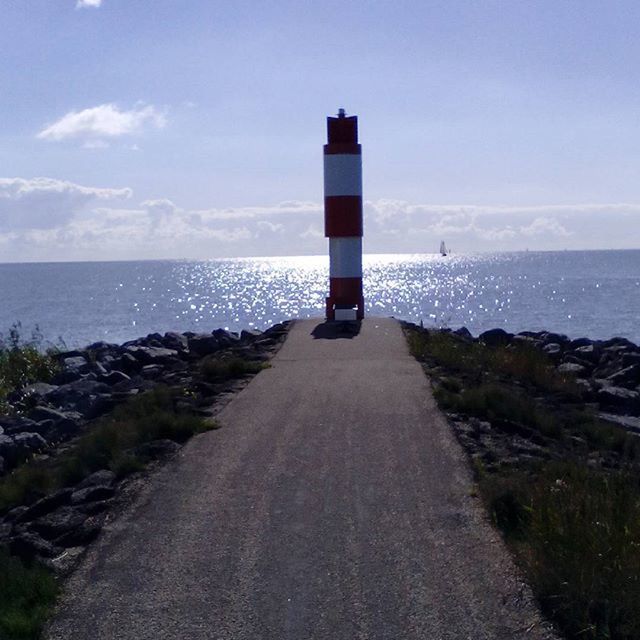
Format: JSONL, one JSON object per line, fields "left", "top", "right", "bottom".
{"left": 440, "top": 241, "right": 448, "bottom": 256}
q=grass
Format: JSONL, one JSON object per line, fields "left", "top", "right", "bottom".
{"left": 407, "top": 329, "right": 580, "bottom": 397}
{"left": 435, "top": 383, "right": 563, "bottom": 440}
{"left": 200, "top": 356, "right": 268, "bottom": 382}
{"left": 0, "top": 324, "right": 59, "bottom": 414}
{"left": 0, "top": 386, "right": 212, "bottom": 514}
{"left": 0, "top": 550, "right": 58, "bottom": 640}
{"left": 406, "top": 325, "right": 640, "bottom": 640}
{"left": 482, "top": 465, "right": 640, "bottom": 640}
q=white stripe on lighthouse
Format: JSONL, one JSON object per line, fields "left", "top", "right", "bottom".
{"left": 323, "top": 154, "right": 362, "bottom": 197}
{"left": 329, "top": 237, "right": 362, "bottom": 278}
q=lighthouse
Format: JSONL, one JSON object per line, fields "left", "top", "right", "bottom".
{"left": 324, "top": 108, "right": 364, "bottom": 321}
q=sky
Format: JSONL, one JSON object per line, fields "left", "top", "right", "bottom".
{"left": 2, "top": 0, "right": 640, "bottom": 261}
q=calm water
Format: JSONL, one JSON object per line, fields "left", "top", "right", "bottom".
{"left": 0, "top": 251, "right": 638, "bottom": 348}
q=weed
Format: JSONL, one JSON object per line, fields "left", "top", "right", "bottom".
{"left": 0, "top": 549, "right": 58, "bottom": 640}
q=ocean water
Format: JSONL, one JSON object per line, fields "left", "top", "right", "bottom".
{"left": 0, "top": 251, "right": 638, "bottom": 348}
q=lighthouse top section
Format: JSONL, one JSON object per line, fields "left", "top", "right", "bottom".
{"left": 324, "top": 108, "right": 361, "bottom": 155}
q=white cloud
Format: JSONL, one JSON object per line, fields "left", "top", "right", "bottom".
{"left": 1, "top": 178, "right": 639, "bottom": 260}
{"left": 76, "top": 0, "right": 102, "bottom": 8}
{"left": 0, "top": 177, "right": 131, "bottom": 230}
{"left": 520, "top": 217, "right": 571, "bottom": 237}
{"left": 37, "top": 103, "right": 166, "bottom": 143}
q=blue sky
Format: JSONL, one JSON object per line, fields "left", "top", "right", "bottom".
{"left": 2, "top": 0, "right": 640, "bottom": 260}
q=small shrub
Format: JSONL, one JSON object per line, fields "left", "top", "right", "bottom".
{"left": 0, "top": 549, "right": 58, "bottom": 640}
{"left": 0, "top": 324, "right": 59, "bottom": 413}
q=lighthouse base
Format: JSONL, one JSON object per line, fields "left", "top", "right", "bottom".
{"left": 325, "top": 297, "right": 365, "bottom": 321}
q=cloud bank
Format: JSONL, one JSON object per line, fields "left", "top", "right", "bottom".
{"left": 37, "top": 104, "right": 166, "bottom": 145}
{"left": 0, "top": 177, "right": 638, "bottom": 261}
{"left": 76, "top": 0, "right": 102, "bottom": 8}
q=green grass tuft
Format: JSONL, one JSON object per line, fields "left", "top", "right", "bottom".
{"left": 0, "top": 550, "right": 58, "bottom": 640}
{"left": 200, "top": 356, "right": 268, "bottom": 382}
{"left": 483, "top": 465, "right": 640, "bottom": 640}
{"left": 0, "top": 324, "right": 59, "bottom": 414}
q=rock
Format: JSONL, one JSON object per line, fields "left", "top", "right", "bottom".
{"left": 240, "top": 329, "right": 263, "bottom": 342}
{"left": 562, "top": 355, "right": 594, "bottom": 372}
{"left": 187, "top": 334, "right": 221, "bottom": 357}
{"left": 622, "top": 352, "right": 640, "bottom": 367}
{"left": 599, "top": 413, "right": 640, "bottom": 434}
{"left": 453, "top": 326, "right": 473, "bottom": 340}
{"left": 572, "top": 344, "right": 601, "bottom": 363}
{"left": 31, "top": 506, "right": 86, "bottom": 540}
{"left": 50, "top": 416, "right": 81, "bottom": 440}
{"left": 543, "top": 343, "right": 562, "bottom": 357}
{"left": 132, "top": 439, "right": 181, "bottom": 460}
{"left": 3, "top": 505, "right": 28, "bottom": 523}
{"left": 76, "top": 500, "right": 112, "bottom": 516}
{"left": 19, "top": 382, "right": 58, "bottom": 400}
{"left": 117, "top": 352, "right": 142, "bottom": 373}
{"left": 54, "top": 518, "right": 102, "bottom": 547}
{"left": 141, "top": 364, "right": 163, "bottom": 379}
{"left": 0, "top": 433, "right": 46, "bottom": 466}
{"left": 76, "top": 469, "right": 116, "bottom": 490}
{"left": 0, "top": 521, "right": 12, "bottom": 543}
{"left": 0, "top": 415, "right": 39, "bottom": 435}
{"left": 125, "top": 346, "right": 178, "bottom": 365}
{"left": 569, "top": 337, "right": 594, "bottom": 349}
{"left": 98, "top": 370, "right": 131, "bottom": 386}
{"left": 597, "top": 386, "right": 640, "bottom": 411}
{"left": 28, "top": 419, "right": 55, "bottom": 438}
{"left": 63, "top": 355, "right": 91, "bottom": 375}
{"left": 163, "top": 332, "right": 189, "bottom": 352}
{"left": 540, "top": 331, "right": 569, "bottom": 345}
{"left": 75, "top": 394, "right": 116, "bottom": 419}
{"left": 28, "top": 406, "right": 69, "bottom": 422}
{"left": 51, "top": 369, "right": 83, "bottom": 385}
{"left": 70, "top": 485, "right": 115, "bottom": 505}
{"left": 479, "top": 328, "right": 512, "bottom": 346}
{"left": 15, "top": 488, "right": 73, "bottom": 523}
{"left": 12, "top": 432, "right": 47, "bottom": 455}
{"left": 9, "top": 530, "right": 63, "bottom": 559}
{"left": 212, "top": 328, "right": 240, "bottom": 346}
{"left": 606, "top": 365, "right": 640, "bottom": 388}
{"left": 46, "top": 379, "right": 111, "bottom": 407}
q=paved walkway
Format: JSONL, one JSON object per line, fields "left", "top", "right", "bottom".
{"left": 47, "top": 318, "right": 555, "bottom": 640}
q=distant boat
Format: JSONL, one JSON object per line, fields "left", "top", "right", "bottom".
{"left": 440, "top": 241, "right": 448, "bottom": 256}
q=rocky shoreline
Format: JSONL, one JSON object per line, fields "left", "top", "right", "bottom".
{"left": 420, "top": 324, "right": 640, "bottom": 429}
{"left": 402, "top": 321, "right": 640, "bottom": 477}
{"left": 0, "top": 321, "right": 291, "bottom": 566}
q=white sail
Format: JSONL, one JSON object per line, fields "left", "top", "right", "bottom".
{"left": 440, "top": 241, "right": 447, "bottom": 256}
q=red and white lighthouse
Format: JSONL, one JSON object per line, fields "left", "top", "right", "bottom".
{"left": 324, "top": 108, "right": 364, "bottom": 321}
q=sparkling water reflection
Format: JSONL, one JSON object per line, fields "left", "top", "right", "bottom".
{"left": 0, "top": 251, "right": 638, "bottom": 347}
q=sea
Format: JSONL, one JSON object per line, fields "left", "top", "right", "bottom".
{"left": 0, "top": 250, "right": 638, "bottom": 349}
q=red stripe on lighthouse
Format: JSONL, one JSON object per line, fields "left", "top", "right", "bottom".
{"left": 324, "top": 143, "right": 361, "bottom": 155}
{"left": 324, "top": 196, "right": 363, "bottom": 237}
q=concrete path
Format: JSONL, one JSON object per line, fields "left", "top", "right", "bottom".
{"left": 47, "top": 318, "right": 555, "bottom": 640}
